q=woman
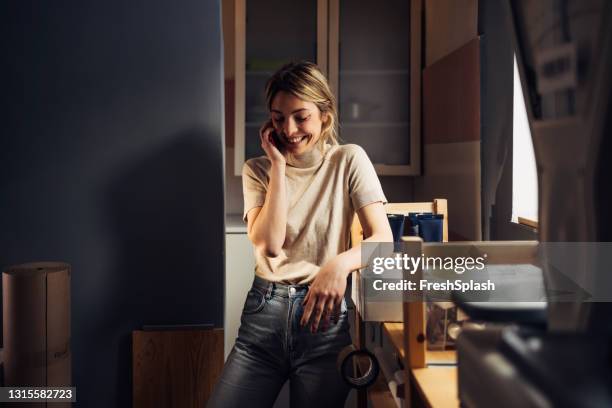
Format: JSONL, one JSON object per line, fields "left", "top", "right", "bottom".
{"left": 209, "top": 61, "right": 392, "bottom": 407}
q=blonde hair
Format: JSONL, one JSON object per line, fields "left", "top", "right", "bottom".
{"left": 264, "top": 61, "right": 339, "bottom": 146}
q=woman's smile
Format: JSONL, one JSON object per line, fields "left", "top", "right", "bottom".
{"left": 283, "top": 134, "right": 309, "bottom": 146}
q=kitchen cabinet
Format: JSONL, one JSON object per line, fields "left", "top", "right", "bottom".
{"left": 233, "top": 0, "right": 421, "bottom": 176}
{"left": 224, "top": 217, "right": 255, "bottom": 360}
{"left": 233, "top": 0, "right": 327, "bottom": 174}
{"left": 332, "top": 0, "right": 419, "bottom": 176}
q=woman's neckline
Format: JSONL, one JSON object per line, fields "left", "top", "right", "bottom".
{"left": 285, "top": 142, "right": 332, "bottom": 169}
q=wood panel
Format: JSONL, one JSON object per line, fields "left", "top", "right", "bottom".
{"left": 133, "top": 329, "right": 224, "bottom": 408}
{"left": 425, "top": 0, "right": 478, "bottom": 67}
{"left": 402, "top": 301, "right": 426, "bottom": 369}
{"left": 421, "top": 142, "right": 482, "bottom": 240}
{"left": 423, "top": 38, "right": 480, "bottom": 145}
{"left": 410, "top": 0, "right": 424, "bottom": 175}
{"left": 416, "top": 14, "right": 482, "bottom": 242}
{"left": 222, "top": 0, "right": 235, "bottom": 78}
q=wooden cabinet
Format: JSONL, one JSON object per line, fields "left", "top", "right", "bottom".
{"left": 232, "top": 0, "right": 421, "bottom": 176}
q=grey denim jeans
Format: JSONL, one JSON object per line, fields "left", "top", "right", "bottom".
{"left": 208, "top": 275, "right": 352, "bottom": 408}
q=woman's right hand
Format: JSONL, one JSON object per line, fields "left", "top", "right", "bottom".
{"left": 260, "top": 120, "right": 286, "bottom": 165}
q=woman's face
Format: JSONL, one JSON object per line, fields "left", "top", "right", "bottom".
{"left": 270, "top": 91, "right": 327, "bottom": 156}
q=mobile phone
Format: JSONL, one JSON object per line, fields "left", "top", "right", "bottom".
{"left": 270, "top": 129, "right": 285, "bottom": 153}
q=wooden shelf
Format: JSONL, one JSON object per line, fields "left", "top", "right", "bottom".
{"left": 426, "top": 350, "right": 457, "bottom": 365}
{"left": 411, "top": 366, "right": 459, "bottom": 408}
{"left": 382, "top": 322, "right": 459, "bottom": 408}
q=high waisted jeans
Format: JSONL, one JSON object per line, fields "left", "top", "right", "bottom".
{"left": 208, "top": 275, "right": 352, "bottom": 407}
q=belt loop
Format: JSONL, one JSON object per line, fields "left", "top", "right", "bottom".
{"left": 265, "top": 282, "right": 273, "bottom": 300}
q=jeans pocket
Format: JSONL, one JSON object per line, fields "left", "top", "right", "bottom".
{"left": 243, "top": 287, "right": 266, "bottom": 315}
{"left": 340, "top": 298, "right": 348, "bottom": 315}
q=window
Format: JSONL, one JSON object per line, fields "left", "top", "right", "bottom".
{"left": 512, "top": 55, "right": 538, "bottom": 226}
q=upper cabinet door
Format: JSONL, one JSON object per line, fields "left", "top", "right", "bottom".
{"left": 234, "top": 0, "right": 328, "bottom": 175}
{"left": 329, "top": 0, "right": 420, "bottom": 175}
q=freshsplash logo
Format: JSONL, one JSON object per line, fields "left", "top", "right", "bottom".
{"left": 371, "top": 253, "right": 487, "bottom": 275}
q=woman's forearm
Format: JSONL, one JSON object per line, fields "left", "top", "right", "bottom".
{"left": 327, "top": 231, "right": 393, "bottom": 278}
{"left": 249, "top": 163, "right": 288, "bottom": 257}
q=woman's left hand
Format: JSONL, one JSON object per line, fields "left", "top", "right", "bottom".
{"left": 300, "top": 260, "right": 350, "bottom": 333}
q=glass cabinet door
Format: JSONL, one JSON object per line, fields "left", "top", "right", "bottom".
{"left": 334, "top": 0, "right": 415, "bottom": 175}
{"left": 235, "top": 0, "right": 325, "bottom": 173}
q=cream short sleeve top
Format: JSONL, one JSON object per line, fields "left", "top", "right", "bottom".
{"left": 242, "top": 143, "right": 387, "bottom": 284}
